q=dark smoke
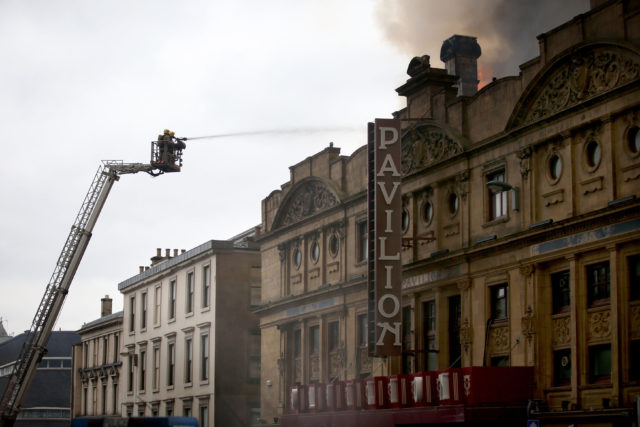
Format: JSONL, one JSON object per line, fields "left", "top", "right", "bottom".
{"left": 376, "top": 0, "right": 589, "bottom": 84}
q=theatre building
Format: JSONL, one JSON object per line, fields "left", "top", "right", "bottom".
{"left": 256, "top": 0, "right": 640, "bottom": 425}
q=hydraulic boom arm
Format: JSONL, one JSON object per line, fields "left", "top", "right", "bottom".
{"left": 0, "top": 132, "right": 185, "bottom": 427}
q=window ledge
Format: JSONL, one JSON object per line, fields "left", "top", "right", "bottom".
{"left": 185, "top": 312, "right": 194, "bottom": 318}
{"left": 579, "top": 382, "right": 612, "bottom": 390}
{"left": 545, "top": 385, "right": 571, "bottom": 392}
{"left": 482, "top": 216, "right": 509, "bottom": 228}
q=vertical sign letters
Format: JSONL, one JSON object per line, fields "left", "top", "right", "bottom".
{"left": 374, "top": 118, "right": 402, "bottom": 356}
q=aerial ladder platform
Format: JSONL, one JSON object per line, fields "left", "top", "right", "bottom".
{"left": 0, "top": 130, "right": 185, "bottom": 427}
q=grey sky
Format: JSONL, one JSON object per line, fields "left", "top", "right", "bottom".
{"left": 0, "top": 0, "right": 588, "bottom": 335}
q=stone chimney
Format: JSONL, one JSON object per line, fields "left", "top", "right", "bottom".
{"left": 440, "top": 35, "right": 482, "bottom": 97}
{"left": 101, "top": 295, "right": 112, "bottom": 317}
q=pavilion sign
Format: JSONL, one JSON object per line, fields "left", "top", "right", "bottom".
{"left": 369, "top": 118, "right": 403, "bottom": 357}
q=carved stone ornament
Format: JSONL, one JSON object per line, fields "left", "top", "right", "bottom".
{"left": 519, "top": 264, "right": 535, "bottom": 277}
{"left": 275, "top": 180, "right": 339, "bottom": 229}
{"left": 518, "top": 146, "right": 533, "bottom": 178}
{"left": 588, "top": 310, "right": 611, "bottom": 342}
{"left": 310, "top": 354, "right": 320, "bottom": 381}
{"left": 489, "top": 323, "right": 510, "bottom": 354}
{"left": 521, "top": 306, "right": 536, "bottom": 340}
{"left": 277, "top": 352, "right": 285, "bottom": 377}
{"left": 631, "top": 304, "right": 640, "bottom": 340}
{"left": 552, "top": 315, "right": 571, "bottom": 347}
{"left": 277, "top": 243, "right": 287, "bottom": 263}
{"left": 513, "top": 45, "right": 640, "bottom": 127}
{"left": 459, "top": 318, "right": 472, "bottom": 353}
{"left": 401, "top": 125, "right": 463, "bottom": 176}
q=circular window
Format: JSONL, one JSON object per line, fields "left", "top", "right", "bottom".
{"left": 548, "top": 154, "right": 562, "bottom": 181}
{"left": 628, "top": 126, "right": 640, "bottom": 155}
{"left": 422, "top": 201, "right": 433, "bottom": 225}
{"left": 328, "top": 234, "right": 339, "bottom": 257}
{"left": 585, "top": 140, "right": 601, "bottom": 169}
{"left": 293, "top": 248, "right": 302, "bottom": 269}
{"left": 310, "top": 241, "right": 320, "bottom": 263}
{"left": 401, "top": 209, "right": 410, "bottom": 233}
{"left": 448, "top": 193, "right": 459, "bottom": 215}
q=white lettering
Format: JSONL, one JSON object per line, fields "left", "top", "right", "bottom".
{"left": 377, "top": 181, "right": 400, "bottom": 204}
{"left": 378, "top": 237, "right": 400, "bottom": 260}
{"left": 384, "top": 210, "right": 393, "bottom": 232}
{"left": 377, "top": 154, "right": 401, "bottom": 177}
{"left": 378, "top": 126, "right": 399, "bottom": 150}
{"left": 385, "top": 265, "right": 393, "bottom": 289}
{"left": 377, "top": 293, "right": 400, "bottom": 318}
{"left": 376, "top": 322, "right": 402, "bottom": 346}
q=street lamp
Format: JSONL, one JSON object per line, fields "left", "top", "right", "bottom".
{"left": 486, "top": 180, "right": 520, "bottom": 211}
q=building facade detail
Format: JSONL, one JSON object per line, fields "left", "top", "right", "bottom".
{"left": 117, "top": 237, "right": 261, "bottom": 427}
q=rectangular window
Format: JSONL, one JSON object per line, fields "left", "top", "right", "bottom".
{"left": 102, "top": 337, "right": 108, "bottom": 365}
{"left": 487, "top": 170, "right": 507, "bottom": 220}
{"left": 402, "top": 306, "right": 413, "bottom": 374}
{"left": 184, "top": 407, "right": 192, "bottom": 417}
{"left": 357, "top": 314, "right": 368, "bottom": 347}
{"left": 167, "top": 342, "right": 175, "bottom": 387}
{"left": 249, "top": 356, "right": 260, "bottom": 382}
{"left": 294, "top": 329, "right": 302, "bottom": 357}
{"left": 589, "top": 344, "right": 611, "bottom": 383}
{"left": 328, "top": 321, "right": 339, "bottom": 352}
{"left": 423, "top": 300, "right": 437, "bottom": 371}
{"left": 552, "top": 270, "right": 571, "bottom": 314}
{"left": 141, "top": 292, "right": 147, "bottom": 329}
{"left": 357, "top": 221, "right": 368, "bottom": 262}
{"left": 587, "top": 261, "right": 610, "bottom": 306}
{"left": 169, "top": 280, "right": 177, "bottom": 319}
{"left": 84, "top": 342, "right": 89, "bottom": 368}
{"left": 630, "top": 340, "right": 640, "bottom": 381}
{"left": 186, "top": 272, "right": 194, "bottom": 314}
{"left": 309, "top": 325, "right": 320, "bottom": 355}
{"left": 491, "top": 355, "right": 510, "bottom": 367}
{"left": 629, "top": 255, "right": 640, "bottom": 301}
{"left": 127, "top": 354, "right": 134, "bottom": 392}
{"left": 202, "top": 265, "right": 210, "bottom": 308}
{"left": 201, "top": 334, "right": 209, "bottom": 381}
{"left": 553, "top": 349, "right": 571, "bottom": 386}
{"left": 185, "top": 338, "right": 193, "bottom": 383}
{"left": 113, "top": 334, "right": 119, "bottom": 363}
{"left": 129, "top": 296, "right": 135, "bottom": 332}
{"left": 199, "top": 405, "right": 208, "bottom": 427}
{"left": 139, "top": 349, "right": 146, "bottom": 391}
{"left": 449, "top": 295, "right": 461, "bottom": 369}
{"left": 112, "top": 383, "right": 118, "bottom": 414}
{"left": 491, "top": 284, "right": 508, "bottom": 320}
{"left": 154, "top": 286, "right": 161, "bottom": 325}
{"left": 153, "top": 347, "right": 160, "bottom": 390}
{"left": 102, "top": 384, "right": 107, "bottom": 414}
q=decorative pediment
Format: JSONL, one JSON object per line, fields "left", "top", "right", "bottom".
{"left": 401, "top": 123, "right": 464, "bottom": 176}
{"left": 273, "top": 178, "right": 341, "bottom": 229}
{"left": 508, "top": 43, "right": 640, "bottom": 129}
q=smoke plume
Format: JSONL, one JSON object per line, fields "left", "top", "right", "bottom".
{"left": 376, "top": 0, "right": 589, "bottom": 87}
